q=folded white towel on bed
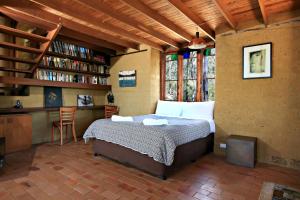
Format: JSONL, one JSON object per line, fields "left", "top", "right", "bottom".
{"left": 142, "top": 118, "right": 168, "bottom": 126}
{"left": 111, "top": 115, "right": 133, "bottom": 122}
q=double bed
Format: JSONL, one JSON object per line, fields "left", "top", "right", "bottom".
{"left": 83, "top": 101, "right": 215, "bottom": 179}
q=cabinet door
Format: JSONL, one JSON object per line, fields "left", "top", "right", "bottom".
{"left": 5, "top": 115, "right": 32, "bottom": 153}
{"left": 0, "top": 116, "right": 5, "bottom": 138}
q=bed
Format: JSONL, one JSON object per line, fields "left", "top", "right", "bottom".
{"left": 83, "top": 101, "right": 215, "bottom": 179}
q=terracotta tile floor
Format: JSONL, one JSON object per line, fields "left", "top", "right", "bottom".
{"left": 0, "top": 140, "right": 299, "bottom": 200}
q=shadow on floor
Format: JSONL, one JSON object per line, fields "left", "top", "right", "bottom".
{"left": 0, "top": 145, "right": 38, "bottom": 182}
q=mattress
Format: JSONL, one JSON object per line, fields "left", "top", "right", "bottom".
{"left": 83, "top": 114, "right": 212, "bottom": 166}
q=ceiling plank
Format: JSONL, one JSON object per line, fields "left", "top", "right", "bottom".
{"left": 211, "top": 0, "right": 237, "bottom": 29}
{"left": 75, "top": 0, "right": 179, "bottom": 48}
{"left": 0, "top": 5, "right": 137, "bottom": 51}
{"left": 167, "top": 0, "right": 215, "bottom": 41}
{"left": 258, "top": 0, "right": 268, "bottom": 25}
{"left": 29, "top": 0, "right": 163, "bottom": 51}
{"left": 120, "top": 0, "right": 192, "bottom": 42}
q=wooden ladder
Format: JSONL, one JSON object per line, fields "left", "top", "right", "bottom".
{"left": 0, "top": 23, "right": 62, "bottom": 74}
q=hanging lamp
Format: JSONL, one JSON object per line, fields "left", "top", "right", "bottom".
{"left": 188, "top": 31, "right": 207, "bottom": 49}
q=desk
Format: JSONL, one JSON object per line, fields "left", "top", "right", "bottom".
{"left": 0, "top": 106, "right": 104, "bottom": 114}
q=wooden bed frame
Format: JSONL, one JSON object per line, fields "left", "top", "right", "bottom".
{"left": 93, "top": 133, "right": 214, "bottom": 179}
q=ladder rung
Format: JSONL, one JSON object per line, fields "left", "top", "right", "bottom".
{"left": 0, "top": 41, "right": 43, "bottom": 54}
{"left": 0, "top": 55, "right": 37, "bottom": 65}
{"left": 0, "top": 25, "right": 50, "bottom": 43}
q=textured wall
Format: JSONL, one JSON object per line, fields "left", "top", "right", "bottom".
{"left": 110, "top": 45, "right": 160, "bottom": 116}
{"left": 215, "top": 24, "right": 300, "bottom": 169}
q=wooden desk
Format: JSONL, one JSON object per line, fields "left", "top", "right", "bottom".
{"left": 0, "top": 106, "right": 104, "bottom": 114}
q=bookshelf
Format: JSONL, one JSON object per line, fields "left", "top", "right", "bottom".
{"left": 0, "top": 77, "right": 111, "bottom": 90}
{"left": 35, "top": 39, "right": 111, "bottom": 86}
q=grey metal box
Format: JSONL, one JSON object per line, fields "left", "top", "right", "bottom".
{"left": 226, "top": 135, "right": 257, "bottom": 168}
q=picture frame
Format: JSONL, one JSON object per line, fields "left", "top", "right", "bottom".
{"left": 119, "top": 70, "right": 136, "bottom": 87}
{"left": 77, "top": 95, "right": 94, "bottom": 107}
{"left": 44, "top": 87, "right": 63, "bottom": 108}
{"left": 242, "top": 42, "right": 272, "bottom": 79}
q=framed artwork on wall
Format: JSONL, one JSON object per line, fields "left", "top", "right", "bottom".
{"left": 243, "top": 42, "right": 272, "bottom": 79}
{"left": 119, "top": 70, "right": 136, "bottom": 87}
{"left": 44, "top": 87, "right": 62, "bottom": 108}
{"left": 77, "top": 95, "right": 94, "bottom": 107}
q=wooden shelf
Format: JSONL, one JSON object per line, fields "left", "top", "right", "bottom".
{"left": 0, "top": 25, "right": 49, "bottom": 43}
{"left": 0, "top": 105, "right": 104, "bottom": 114}
{"left": 0, "top": 76, "right": 111, "bottom": 90}
{"left": 0, "top": 41, "right": 43, "bottom": 54}
{"left": 46, "top": 51, "right": 107, "bottom": 66}
{"left": 38, "top": 66, "right": 110, "bottom": 77}
{"left": 0, "top": 55, "right": 37, "bottom": 64}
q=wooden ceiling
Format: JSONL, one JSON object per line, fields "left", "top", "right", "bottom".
{"left": 0, "top": 0, "right": 300, "bottom": 53}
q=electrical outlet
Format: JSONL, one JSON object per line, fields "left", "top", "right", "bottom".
{"left": 220, "top": 143, "right": 227, "bottom": 149}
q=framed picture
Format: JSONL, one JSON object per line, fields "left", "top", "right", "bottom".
{"left": 119, "top": 70, "right": 136, "bottom": 87}
{"left": 77, "top": 95, "right": 94, "bottom": 107}
{"left": 243, "top": 42, "right": 272, "bottom": 79}
{"left": 44, "top": 87, "right": 62, "bottom": 108}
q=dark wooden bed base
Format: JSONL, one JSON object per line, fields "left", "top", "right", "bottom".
{"left": 93, "top": 133, "right": 214, "bottom": 179}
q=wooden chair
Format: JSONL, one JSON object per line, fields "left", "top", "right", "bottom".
{"left": 52, "top": 107, "right": 77, "bottom": 145}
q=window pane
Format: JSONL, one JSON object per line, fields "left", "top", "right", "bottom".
{"left": 207, "top": 56, "right": 216, "bottom": 78}
{"left": 189, "top": 58, "right": 197, "bottom": 79}
{"left": 166, "top": 55, "right": 171, "bottom": 61}
{"left": 165, "top": 81, "right": 177, "bottom": 101}
{"left": 190, "top": 51, "right": 197, "bottom": 58}
{"left": 208, "top": 79, "right": 215, "bottom": 101}
{"left": 183, "top": 80, "right": 197, "bottom": 102}
{"left": 183, "top": 59, "right": 188, "bottom": 79}
{"left": 166, "top": 60, "right": 178, "bottom": 80}
{"left": 183, "top": 58, "right": 197, "bottom": 80}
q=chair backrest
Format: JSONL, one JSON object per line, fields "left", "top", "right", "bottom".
{"left": 59, "top": 107, "right": 76, "bottom": 123}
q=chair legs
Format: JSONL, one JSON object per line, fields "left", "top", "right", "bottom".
{"left": 72, "top": 123, "right": 77, "bottom": 142}
{"left": 52, "top": 123, "right": 77, "bottom": 145}
{"left": 51, "top": 123, "right": 54, "bottom": 143}
{"left": 60, "top": 124, "right": 63, "bottom": 146}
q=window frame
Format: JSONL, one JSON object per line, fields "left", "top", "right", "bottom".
{"left": 160, "top": 51, "right": 203, "bottom": 102}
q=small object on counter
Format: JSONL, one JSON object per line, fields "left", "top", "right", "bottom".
{"left": 14, "top": 100, "right": 23, "bottom": 109}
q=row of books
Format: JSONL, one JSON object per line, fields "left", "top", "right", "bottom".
{"left": 36, "top": 69, "right": 108, "bottom": 85}
{"left": 49, "top": 39, "right": 106, "bottom": 63}
{"left": 41, "top": 56, "right": 108, "bottom": 74}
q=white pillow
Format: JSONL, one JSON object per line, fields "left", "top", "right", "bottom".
{"left": 155, "top": 100, "right": 182, "bottom": 117}
{"left": 181, "top": 101, "right": 215, "bottom": 120}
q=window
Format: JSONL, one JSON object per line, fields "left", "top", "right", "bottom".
{"left": 161, "top": 49, "right": 216, "bottom": 102}
{"left": 183, "top": 51, "right": 198, "bottom": 102}
{"left": 165, "top": 54, "right": 178, "bottom": 101}
{"left": 202, "top": 49, "right": 216, "bottom": 101}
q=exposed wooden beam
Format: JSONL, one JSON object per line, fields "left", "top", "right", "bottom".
{"left": 0, "top": 5, "right": 138, "bottom": 51}
{"left": 76, "top": 0, "right": 179, "bottom": 48}
{"left": 28, "top": 0, "right": 163, "bottom": 51}
{"left": 32, "top": 23, "right": 62, "bottom": 73}
{"left": 258, "top": 0, "right": 268, "bottom": 25}
{"left": 120, "top": 0, "right": 192, "bottom": 42}
{"left": 211, "top": 0, "right": 236, "bottom": 29}
{"left": 0, "top": 8, "right": 56, "bottom": 31}
{"left": 167, "top": 0, "right": 215, "bottom": 41}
